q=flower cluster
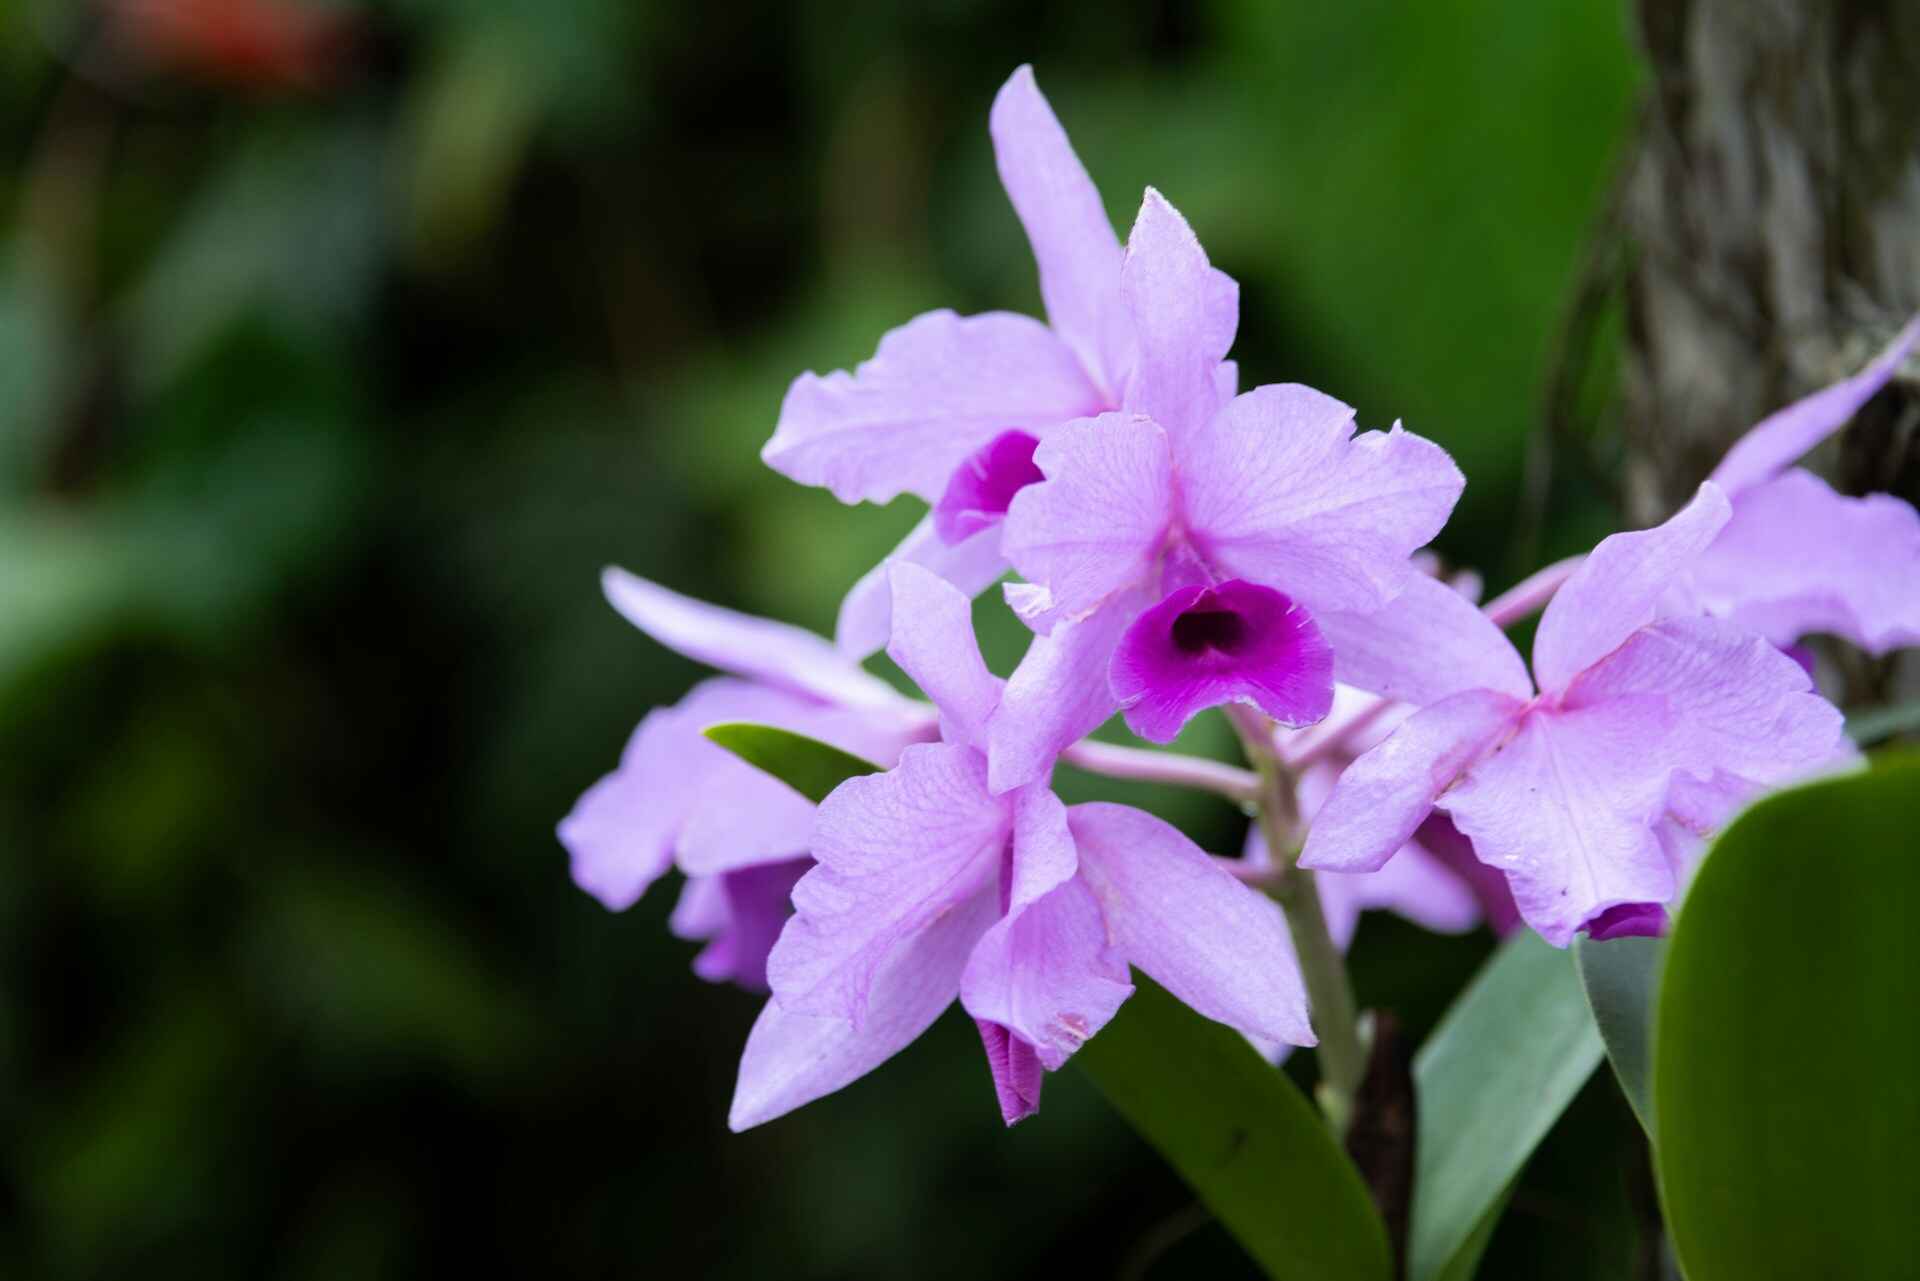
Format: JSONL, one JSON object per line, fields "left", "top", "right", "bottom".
{"left": 561, "top": 67, "right": 1919, "bottom": 1129}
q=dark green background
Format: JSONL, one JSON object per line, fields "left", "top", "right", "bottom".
{"left": 0, "top": 2, "right": 1651, "bottom": 1275}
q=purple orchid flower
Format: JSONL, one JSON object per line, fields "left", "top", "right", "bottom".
{"left": 731, "top": 564, "right": 1312, "bottom": 1130}
{"left": 983, "top": 191, "right": 1503, "bottom": 789}
{"left": 557, "top": 569, "right": 929, "bottom": 989}
{"left": 760, "top": 66, "right": 1239, "bottom": 659}
{"left": 1299, "top": 483, "right": 1848, "bottom": 946}
{"left": 1676, "top": 315, "right": 1920, "bottom": 653}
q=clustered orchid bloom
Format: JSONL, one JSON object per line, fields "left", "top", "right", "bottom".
{"left": 560, "top": 65, "right": 1919, "bottom": 1133}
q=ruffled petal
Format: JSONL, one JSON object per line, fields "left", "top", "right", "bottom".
{"left": 767, "top": 744, "right": 1005, "bottom": 1022}
{"left": 1299, "top": 688, "right": 1525, "bottom": 874}
{"left": 1531, "top": 483, "right": 1731, "bottom": 695}
{"left": 602, "top": 567, "right": 903, "bottom": 711}
{"left": 1178, "top": 387, "right": 1463, "bottom": 615}
{"left": 764, "top": 309, "right": 1104, "bottom": 505}
{"left": 1071, "top": 803, "right": 1313, "bottom": 1048}
{"left": 834, "top": 515, "right": 1007, "bottom": 661}
{"left": 1709, "top": 315, "right": 1920, "bottom": 493}
{"left": 960, "top": 876, "right": 1134, "bottom": 1072}
{"left": 988, "top": 66, "right": 1129, "bottom": 395}
{"left": 1691, "top": 468, "right": 1920, "bottom": 653}
{"left": 1118, "top": 190, "right": 1235, "bottom": 439}
{"left": 1563, "top": 615, "right": 1847, "bottom": 788}
{"left": 728, "top": 887, "right": 996, "bottom": 1131}
{"left": 561, "top": 678, "right": 823, "bottom": 907}
{"left": 1438, "top": 703, "right": 1679, "bottom": 947}
{"left": 1110, "top": 580, "right": 1335, "bottom": 743}
{"left": 1001, "top": 412, "right": 1172, "bottom": 623}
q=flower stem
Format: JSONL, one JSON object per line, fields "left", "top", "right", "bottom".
{"left": 1060, "top": 739, "right": 1260, "bottom": 803}
{"left": 1482, "top": 554, "right": 1584, "bottom": 628}
{"left": 1227, "top": 707, "right": 1368, "bottom": 1135}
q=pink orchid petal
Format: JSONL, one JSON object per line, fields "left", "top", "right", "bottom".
{"left": 834, "top": 515, "right": 1007, "bottom": 661}
{"left": 1564, "top": 615, "right": 1847, "bottom": 788}
{"left": 1531, "top": 482, "right": 1731, "bottom": 695}
{"left": 975, "top": 1020, "right": 1047, "bottom": 1126}
{"left": 561, "top": 678, "right": 823, "bottom": 907}
{"left": 601, "top": 567, "right": 903, "bottom": 711}
{"left": 1414, "top": 813, "right": 1522, "bottom": 937}
{"left": 1438, "top": 702, "right": 1680, "bottom": 948}
{"left": 1070, "top": 802, "right": 1314, "bottom": 1048}
{"left": 1247, "top": 780, "right": 1483, "bottom": 952}
{"left": 1691, "top": 468, "right": 1920, "bottom": 653}
{"left": 960, "top": 876, "right": 1133, "bottom": 1072}
{"left": 1314, "top": 845, "right": 1485, "bottom": 952}
{"left": 676, "top": 699, "right": 919, "bottom": 877}
{"left": 1001, "top": 412, "right": 1173, "bottom": 622}
{"left": 668, "top": 873, "right": 729, "bottom": 939}
{"left": 988, "top": 66, "right": 1129, "bottom": 396}
{"left": 1708, "top": 315, "right": 1920, "bottom": 493}
{"left": 932, "top": 430, "right": 1046, "bottom": 545}
{"left": 1008, "top": 783, "right": 1078, "bottom": 912}
{"left": 1110, "top": 580, "right": 1335, "bottom": 743}
{"left": 1119, "top": 189, "right": 1235, "bottom": 439}
{"left": 986, "top": 592, "right": 1142, "bottom": 794}
{"left": 1315, "top": 574, "right": 1533, "bottom": 706}
{"left": 1583, "top": 902, "right": 1669, "bottom": 941}
{"left": 1179, "top": 387, "right": 1463, "bottom": 615}
{"left": 729, "top": 887, "right": 996, "bottom": 1131}
{"left": 885, "top": 563, "right": 1004, "bottom": 751}
{"left": 1299, "top": 688, "right": 1525, "bottom": 874}
{"left": 768, "top": 744, "right": 1005, "bottom": 1023}
{"left": 764, "top": 309, "right": 1104, "bottom": 505}
{"left": 674, "top": 859, "right": 811, "bottom": 992}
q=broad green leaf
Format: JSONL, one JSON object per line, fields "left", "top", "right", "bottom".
{"left": 702, "top": 722, "right": 881, "bottom": 804}
{"left": 1076, "top": 975, "right": 1392, "bottom": 1281}
{"left": 1409, "top": 933, "right": 1603, "bottom": 1281}
{"left": 1572, "top": 934, "right": 1663, "bottom": 1133}
{"left": 1655, "top": 754, "right": 1920, "bottom": 1281}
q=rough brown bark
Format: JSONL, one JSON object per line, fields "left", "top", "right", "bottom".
{"left": 1621, "top": 0, "right": 1920, "bottom": 526}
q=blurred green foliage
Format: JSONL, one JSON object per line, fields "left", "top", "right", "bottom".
{"left": 0, "top": 1, "right": 1646, "bottom": 1276}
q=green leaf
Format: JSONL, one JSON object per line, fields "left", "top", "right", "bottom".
{"left": 702, "top": 722, "right": 882, "bottom": 804}
{"left": 1075, "top": 975, "right": 1392, "bottom": 1280}
{"left": 1409, "top": 933, "right": 1603, "bottom": 1281}
{"left": 1572, "top": 934, "right": 1663, "bottom": 1133}
{"left": 1654, "top": 754, "right": 1920, "bottom": 1281}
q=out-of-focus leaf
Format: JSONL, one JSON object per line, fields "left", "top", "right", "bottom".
{"left": 1844, "top": 699, "right": 1920, "bottom": 746}
{"left": 119, "top": 121, "right": 385, "bottom": 395}
{"left": 1573, "top": 934, "right": 1662, "bottom": 1133}
{"left": 0, "top": 514, "right": 131, "bottom": 697}
{"left": 242, "top": 859, "right": 537, "bottom": 1081}
{"left": 400, "top": 23, "right": 540, "bottom": 271}
{"left": 1077, "top": 975, "right": 1392, "bottom": 1281}
{"left": 1654, "top": 754, "right": 1920, "bottom": 1281}
{"left": 703, "top": 721, "right": 881, "bottom": 804}
{"left": 0, "top": 254, "right": 64, "bottom": 493}
{"left": 1429, "top": 1189, "right": 1508, "bottom": 1281}
{"left": 1409, "top": 933, "right": 1603, "bottom": 1281}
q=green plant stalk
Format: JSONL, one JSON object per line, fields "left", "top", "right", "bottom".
{"left": 1231, "top": 708, "right": 1368, "bottom": 1135}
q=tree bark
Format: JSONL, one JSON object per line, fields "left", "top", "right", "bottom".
{"left": 1621, "top": 0, "right": 1920, "bottom": 525}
